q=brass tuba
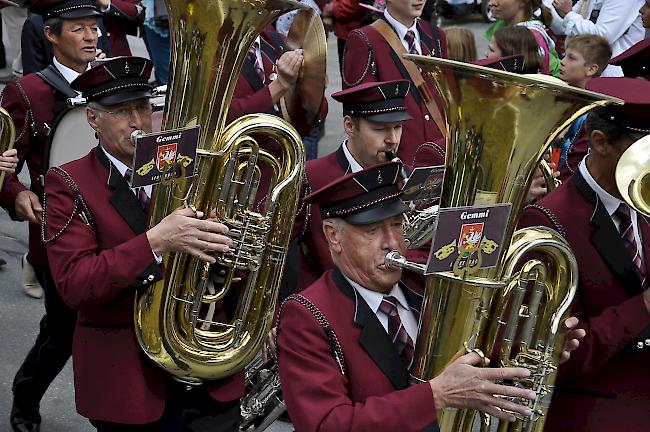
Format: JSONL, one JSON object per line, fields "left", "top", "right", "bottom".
{"left": 135, "top": 0, "right": 307, "bottom": 384}
{"left": 0, "top": 107, "right": 16, "bottom": 191}
{"left": 386, "top": 57, "right": 622, "bottom": 432}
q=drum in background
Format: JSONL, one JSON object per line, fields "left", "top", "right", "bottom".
{"left": 43, "top": 105, "right": 96, "bottom": 173}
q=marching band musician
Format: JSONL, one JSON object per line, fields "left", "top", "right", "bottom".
{"left": 0, "top": 1, "right": 106, "bottom": 429}
{"left": 42, "top": 56, "right": 242, "bottom": 431}
{"left": 342, "top": 0, "right": 448, "bottom": 167}
{"left": 519, "top": 77, "right": 650, "bottom": 432}
{"left": 278, "top": 162, "right": 585, "bottom": 432}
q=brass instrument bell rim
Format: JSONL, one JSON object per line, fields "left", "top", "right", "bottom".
{"left": 402, "top": 54, "right": 625, "bottom": 106}
{"left": 616, "top": 134, "right": 650, "bottom": 218}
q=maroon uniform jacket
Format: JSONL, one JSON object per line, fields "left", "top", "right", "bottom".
{"left": 519, "top": 170, "right": 650, "bottom": 432}
{"left": 277, "top": 267, "right": 438, "bottom": 432}
{"left": 342, "top": 17, "right": 447, "bottom": 167}
{"left": 43, "top": 147, "right": 244, "bottom": 424}
{"left": 103, "top": 0, "right": 145, "bottom": 56}
{"left": 0, "top": 71, "right": 71, "bottom": 266}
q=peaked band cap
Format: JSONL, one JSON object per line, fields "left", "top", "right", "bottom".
{"left": 31, "top": 0, "right": 102, "bottom": 19}
{"left": 586, "top": 77, "right": 650, "bottom": 134}
{"left": 609, "top": 39, "right": 650, "bottom": 78}
{"left": 72, "top": 56, "right": 154, "bottom": 105}
{"left": 332, "top": 80, "right": 414, "bottom": 123}
{"left": 304, "top": 161, "right": 408, "bottom": 225}
{"left": 473, "top": 55, "right": 525, "bottom": 74}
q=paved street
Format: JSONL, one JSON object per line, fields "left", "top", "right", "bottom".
{"left": 0, "top": 13, "right": 489, "bottom": 432}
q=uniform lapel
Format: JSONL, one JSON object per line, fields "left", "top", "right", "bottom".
{"left": 95, "top": 147, "right": 148, "bottom": 234}
{"left": 573, "top": 171, "right": 644, "bottom": 296}
{"left": 335, "top": 145, "right": 352, "bottom": 174}
{"left": 332, "top": 267, "right": 410, "bottom": 390}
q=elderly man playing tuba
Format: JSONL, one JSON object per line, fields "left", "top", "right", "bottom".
{"left": 277, "top": 161, "right": 585, "bottom": 432}
{"left": 42, "top": 56, "right": 243, "bottom": 432}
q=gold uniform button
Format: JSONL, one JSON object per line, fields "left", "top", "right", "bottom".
{"left": 148, "top": 275, "right": 155, "bottom": 281}
{"left": 645, "top": 339, "right": 650, "bottom": 346}
{"left": 424, "top": 114, "right": 430, "bottom": 121}
{"left": 637, "top": 341, "right": 644, "bottom": 349}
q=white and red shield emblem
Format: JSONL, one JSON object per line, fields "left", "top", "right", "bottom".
{"left": 156, "top": 143, "right": 177, "bottom": 172}
{"left": 458, "top": 223, "right": 484, "bottom": 252}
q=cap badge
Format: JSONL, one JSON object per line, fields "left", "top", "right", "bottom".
{"left": 125, "top": 62, "right": 130, "bottom": 74}
{"left": 377, "top": 170, "right": 383, "bottom": 183}
{"left": 395, "top": 84, "right": 399, "bottom": 95}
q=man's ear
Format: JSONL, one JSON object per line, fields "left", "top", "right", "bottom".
{"left": 323, "top": 220, "right": 343, "bottom": 255}
{"left": 589, "top": 129, "right": 610, "bottom": 156}
{"left": 86, "top": 107, "right": 100, "bottom": 132}
{"left": 343, "top": 116, "right": 356, "bottom": 137}
{"left": 44, "top": 26, "right": 57, "bottom": 45}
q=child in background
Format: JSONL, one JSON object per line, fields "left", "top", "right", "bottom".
{"left": 560, "top": 35, "right": 612, "bottom": 88}
{"left": 555, "top": 35, "right": 612, "bottom": 177}
{"left": 486, "top": 0, "right": 560, "bottom": 76}
{"left": 444, "top": 26, "right": 478, "bottom": 62}
{"left": 487, "top": 26, "right": 543, "bottom": 74}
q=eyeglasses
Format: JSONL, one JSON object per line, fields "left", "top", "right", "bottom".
{"left": 93, "top": 103, "right": 152, "bottom": 121}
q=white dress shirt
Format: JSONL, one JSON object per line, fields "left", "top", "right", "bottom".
{"left": 53, "top": 57, "right": 83, "bottom": 89}
{"left": 579, "top": 157, "right": 644, "bottom": 261}
{"left": 342, "top": 140, "right": 364, "bottom": 173}
{"left": 545, "top": 0, "right": 645, "bottom": 76}
{"left": 344, "top": 275, "right": 419, "bottom": 342}
{"left": 384, "top": 9, "right": 422, "bottom": 55}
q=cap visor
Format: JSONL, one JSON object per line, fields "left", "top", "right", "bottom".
{"left": 96, "top": 89, "right": 154, "bottom": 106}
{"left": 58, "top": 9, "right": 102, "bottom": 18}
{"left": 342, "top": 197, "right": 408, "bottom": 225}
{"left": 365, "top": 111, "right": 413, "bottom": 123}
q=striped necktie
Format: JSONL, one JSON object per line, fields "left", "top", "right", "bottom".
{"left": 617, "top": 203, "right": 646, "bottom": 288}
{"left": 379, "top": 295, "right": 415, "bottom": 367}
{"left": 404, "top": 30, "right": 419, "bottom": 55}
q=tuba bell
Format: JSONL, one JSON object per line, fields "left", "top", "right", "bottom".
{"left": 0, "top": 107, "right": 16, "bottom": 191}
{"left": 134, "top": 0, "right": 307, "bottom": 384}
{"left": 386, "top": 56, "right": 622, "bottom": 432}
{"left": 616, "top": 134, "right": 650, "bottom": 218}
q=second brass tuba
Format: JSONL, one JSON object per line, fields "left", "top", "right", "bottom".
{"left": 386, "top": 57, "right": 622, "bottom": 432}
{"left": 135, "top": 0, "right": 307, "bottom": 383}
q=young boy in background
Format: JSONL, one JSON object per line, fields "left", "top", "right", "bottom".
{"left": 560, "top": 34, "right": 612, "bottom": 89}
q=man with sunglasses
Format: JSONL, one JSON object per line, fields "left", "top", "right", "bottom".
{"left": 41, "top": 56, "right": 241, "bottom": 431}
{"left": 0, "top": 1, "right": 106, "bottom": 430}
{"left": 519, "top": 77, "right": 650, "bottom": 432}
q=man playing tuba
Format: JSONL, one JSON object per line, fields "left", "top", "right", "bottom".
{"left": 42, "top": 57, "right": 242, "bottom": 432}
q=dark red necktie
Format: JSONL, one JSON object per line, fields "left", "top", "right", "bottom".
{"left": 125, "top": 168, "right": 150, "bottom": 211}
{"left": 617, "top": 203, "right": 646, "bottom": 288}
{"left": 379, "top": 295, "right": 415, "bottom": 367}
{"left": 404, "top": 30, "right": 419, "bottom": 55}
{"left": 247, "top": 42, "right": 265, "bottom": 83}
